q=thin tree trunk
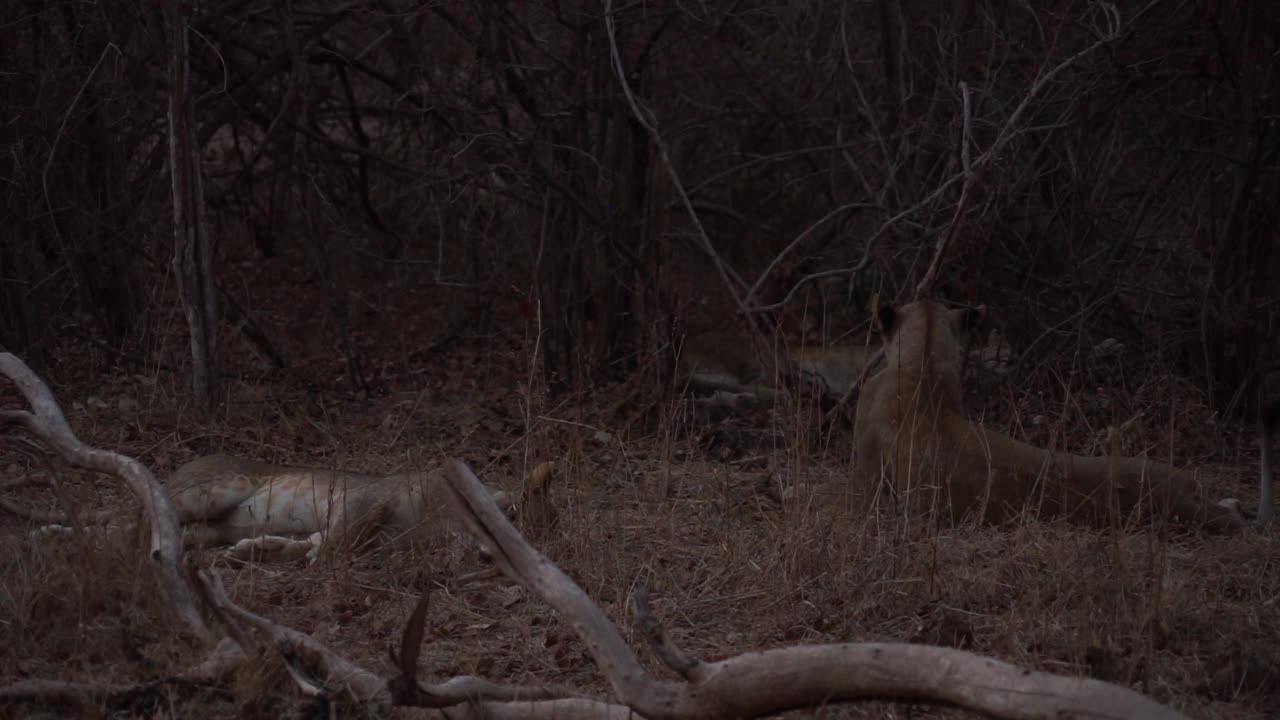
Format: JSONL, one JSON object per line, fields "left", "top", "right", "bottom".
{"left": 167, "top": 0, "right": 217, "bottom": 412}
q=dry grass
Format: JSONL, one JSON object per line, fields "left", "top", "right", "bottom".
{"left": 1, "top": 327, "right": 1278, "bottom": 720}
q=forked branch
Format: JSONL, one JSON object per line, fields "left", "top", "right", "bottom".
{"left": 196, "top": 568, "right": 387, "bottom": 703}
{"left": 441, "top": 458, "right": 1189, "bottom": 720}
{"left": 195, "top": 567, "right": 586, "bottom": 714}
{"left": 0, "top": 352, "right": 210, "bottom": 639}
{"left": 915, "top": 5, "right": 1123, "bottom": 298}
{"left": 0, "top": 351, "right": 1194, "bottom": 719}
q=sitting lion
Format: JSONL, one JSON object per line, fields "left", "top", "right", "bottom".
{"left": 18, "top": 454, "right": 554, "bottom": 562}
{"left": 852, "top": 299, "right": 1275, "bottom": 531}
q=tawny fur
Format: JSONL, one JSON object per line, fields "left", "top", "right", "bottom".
{"left": 852, "top": 300, "right": 1251, "bottom": 532}
{"left": 28, "top": 454, "right": 554, "bottom": 561}
{"left": 678, "top": 330, "right": 879, "bottom": 397}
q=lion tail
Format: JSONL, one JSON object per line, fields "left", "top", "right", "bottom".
{"left": 1060, "top": 453, "right": 1244, "bottom": 532}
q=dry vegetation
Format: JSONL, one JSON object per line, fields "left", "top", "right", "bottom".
{"left": 2, "top": 0, "right": 1279, "bottom": 717}
{"left": 1, "top": 301, "right": 1277, "bottom": 718}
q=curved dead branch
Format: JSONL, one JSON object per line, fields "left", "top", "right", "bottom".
{"left": 0, "top": 352, "right": 210, "bottom": 639}
{"left": 441, "top": 458, "right": 1190, "bottom": 720}
{"left": 0, "top": 434, "right": 120, "bottom": 529}
{"left": 0, "top": 472, "right": 68, "bottom": 525}
{"left": 632, "top": 587, "right": 701, "bottom": 679}
{"left": 0, "top": 637, "right": 243, "bottom": 711}
{"left": 195, "top": 567, "right": 577, "bottom": 711}
{"left": 0, "top": 351, "right": 1195, "bottom": 719}
{"left": 197, "top": 567, "right": 387, "bottom": 703}
{"left": 0, "top": 678, "right": 231, "bottom": 714}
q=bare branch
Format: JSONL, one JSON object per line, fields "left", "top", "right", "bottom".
{"left": 749, "top": 266, "right": 867, "bottom": 315}
{"left": 915, "top": 10, "right": 1123, "bottom": 298}
{"left": 0, "top": 678, "right": 226, "bottom": 714}
{"left": 603, "top": 0, "right": 753, "bottom": 323}
{"left": 0, "top": 435, "right": 114, "bottom": 530}
{"left": 439, "top": 698, "right": 639, "bottom": 720}
{"left": 443, "top": 458, "right": 659, "bottom": 703}
{"left": 197, "top": 567, "right": 575, "bottom": 710}
{"left": 198, "top": 567, "right": 388, "bottom": 703}
{"left": 168, "top": 0, "right": 219, "bottom": 411}
{"left": 959, "top": 81, "right": 974, "bottom": 175}
{"left": 3, "top": 436, "right": 1195, "bottom": 719}
{"left": 396, "top": 591, "right": 431, "bottom": 686}
{"left": 442, "top": 458, "right": 1190, "bottom": 720}
{"left": 631, "top": 587, "right": 702, "bottom": 679}
{"left": 750, "top": 164, "right": 968, "bottom": 316}
{"left": 744, "top": 202, "right": 879, "bottom": 309}
{"left": 0, "top": 352, "right": 210, "bottom": 640}
{"left": 0, "top": 639, "right": 242, "bottom": 711}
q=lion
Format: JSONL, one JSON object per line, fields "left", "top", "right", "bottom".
{"left": 678, "top": 329, "right": 880, "bottom": 404}
{"left": 676, "top": 332, "right": 880, "bottom": 426}
{"left": 852, "top": 299, "right": 1275, "bottom": 532}
{"left": 15, "top": 454, "right": 555, "bottom": 563}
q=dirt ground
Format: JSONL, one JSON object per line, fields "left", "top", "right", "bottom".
{"left": 1, "top": 287, "right": 1278, "bottom": 719}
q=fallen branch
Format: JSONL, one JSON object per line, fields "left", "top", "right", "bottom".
{"left": 631, "top": 588, "right": 699, "bottom": 679}
{"left": 441, "top": 458, "right": 1189, "bottom": 720}
{"left": 195, "top": 567, "right": 583, "bottom": 713}
{"left": 0, "top": 678, "right": 230, "bottom": 714}
{"left": 0, "top": 352, "right": 1194, "bottom": 719}
{"left": 0, "top": 352, "right": 210, "bottom": 639}
{"left": 0, "top": 435, "right": 99, "bottom": 529}
{"left": 196, "top": 567, "right": 387, "bottom": 703}
{"left": 0, "top": 637, "right": 243, "bottom": 711}
{"left": 0, "top": 355, "right": 625, "bottom": 717}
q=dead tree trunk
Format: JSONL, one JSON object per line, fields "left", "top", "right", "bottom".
{"left": 0, "top": 353, "right": 211, "bottom": 640}
{"left": 167, "top": 0, "right": 218, "bottom": 412}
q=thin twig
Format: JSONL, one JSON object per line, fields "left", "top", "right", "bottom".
{"left": 603, "top": 0, "right": 752, "bottom": 323}
{"left": 915, "top": 9, "right": 1122, "bottom": 298}
{"left": 0, "top": 352, "right": 209, "bottom": 639}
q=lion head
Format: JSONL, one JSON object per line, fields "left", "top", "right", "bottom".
{"left": 874, "top": 300, "right": 985, "bottom": 410}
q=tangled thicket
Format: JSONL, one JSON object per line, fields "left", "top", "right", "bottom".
{"left": 3, "top": 1, "right": 1276, "bottom": 409}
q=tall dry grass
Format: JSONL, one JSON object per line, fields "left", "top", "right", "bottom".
{"left": 1, "top": 329, "right": 1277, "bottom": 719}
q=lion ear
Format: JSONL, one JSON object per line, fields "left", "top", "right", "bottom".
{"left": 875, "top": 305, "right": 898, "bottom": 335}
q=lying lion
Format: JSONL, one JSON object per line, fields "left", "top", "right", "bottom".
{"left": 680, "top": 326, "right": 880, "bottom": 397}
{"left": 852, "top": 299, "right": 1275, "bottom": 531}
{"left": 17, "top": 454, "right": 554, "bottom": 563}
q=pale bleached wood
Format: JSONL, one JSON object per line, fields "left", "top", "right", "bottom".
{"left": 196, "top": 567, "right": 587, "bottom": 712}
{"left": 0, "top": 351, "right": 209, "bottom": 639}
{"left": 442, "top": 458, "right": 1190, "bottom": 720}
{"left": 0, "top": 351, "right": 1195, "bottom": 720}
